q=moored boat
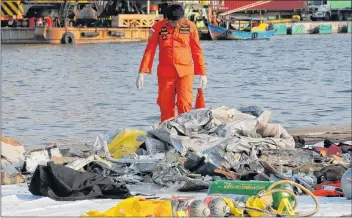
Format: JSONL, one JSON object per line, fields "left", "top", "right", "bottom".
{"left": 207, "top": 16, "right": 277, "bottom": 40}
{"left": 208, "top": 24, "right": 277, "bottom": 40}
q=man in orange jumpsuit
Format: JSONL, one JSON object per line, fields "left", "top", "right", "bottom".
{"left": 137, "top": 4, "right": 208, "bottom": 123}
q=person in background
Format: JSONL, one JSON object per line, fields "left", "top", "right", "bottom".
{"left": 136, "top": 4, "right": 208, "bottom": 123}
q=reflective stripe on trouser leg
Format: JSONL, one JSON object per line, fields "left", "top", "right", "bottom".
{"left": 157, "top": 76, "right": 176, "bottom": 122}
{"left": 176, "top": 74, "right": 193, "bottom": 116}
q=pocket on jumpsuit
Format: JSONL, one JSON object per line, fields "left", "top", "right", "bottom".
{"left": 174, "top": 35, "right": 193, "bottom": 66}
{"left": 174, "top": 47, "right": 193, "bottom": 66}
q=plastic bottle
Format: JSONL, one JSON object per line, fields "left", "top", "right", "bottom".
{"left": 341, "top": 168, "right": 352, "bottom": 199}
{"left": 203, "top": 196, "right": 230, "bottom": 217}
{"left": 173, "top": 199, "right": 210, "bottom": 217}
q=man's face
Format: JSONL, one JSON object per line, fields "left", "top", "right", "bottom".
{"left": 168, "top": 20, "right": 179, "bottom": 28}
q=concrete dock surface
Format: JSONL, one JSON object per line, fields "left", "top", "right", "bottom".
{"left": 2, "top": 182, "right": 351, "bottom": 216}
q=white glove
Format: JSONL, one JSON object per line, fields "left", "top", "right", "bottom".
{"left": 200, "top": 75, "right": 208, "bottom": 89}
{"left": 136, "top": 73, "right": 144, "bottom": 90}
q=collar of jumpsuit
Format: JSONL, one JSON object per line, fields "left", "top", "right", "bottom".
{"left": 166, "top": 18, "right": 182, "bottom": 28}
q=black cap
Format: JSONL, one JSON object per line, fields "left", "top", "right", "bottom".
{"left": 166, "top": 4, "right": 184, "bottom": 21}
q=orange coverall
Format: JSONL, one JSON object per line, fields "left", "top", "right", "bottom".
{"left": 139, "top": 18, "right": 206, "bottom": 122}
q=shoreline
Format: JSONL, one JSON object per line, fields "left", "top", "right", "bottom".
{"left": 1, "top": 21, "right": 351, "bottom": 45}
{"left": 23, "top": 123, "right": 351, "bottom": 151}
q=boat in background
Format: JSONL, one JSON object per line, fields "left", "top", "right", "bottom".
{"left": 207, "top": 17, "right": 277, "bottom": 40}
{"left": 208, "top": 24, "right": 277, "bottom": 40}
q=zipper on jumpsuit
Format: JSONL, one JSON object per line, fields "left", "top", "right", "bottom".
{"left": 170, "top": 26, "right": 178, "bottom": 80}
{"left": 172, "top": 27, "right": 175, "bottom": 78}
{"left": 172, "top": 27, "right": 177, "bottom": 101}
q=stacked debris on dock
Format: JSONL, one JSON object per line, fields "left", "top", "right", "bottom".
{"left": 1, "top": 105, "right": 351, "bottom": 200}
{"left": 1, "top": 136, "right": 26, "bottom": 185}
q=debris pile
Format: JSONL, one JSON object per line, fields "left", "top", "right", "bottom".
{"left": 1, "top": 136, "right": 26, "bottom": 185}
{"left": 1, "top": 105, "right": 351, "bottom": 204}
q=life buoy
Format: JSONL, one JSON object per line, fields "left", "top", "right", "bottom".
{"left": 225, "top": 30, "right": 232, "bottom": 36}
{"left": 251, "top": 32, "right": 258, "bottom": 39}
{"left": 61, "top": 32, "right": 75, "bottom": 44}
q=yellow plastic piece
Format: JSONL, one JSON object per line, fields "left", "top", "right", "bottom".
{"left": 277, "top": 198, "right": 296, "bottom": 216}
{"left": 83, "top": 197, "right": 173, "bottom": 217}
{"left": 101, "top": 130, "right": 146, "bottom": 159}
{"left": 245, "top": 196, "right": 268, "bottom": 217}
{"left": 223, "top": 197, "right": 244, "bottom": 217}
{"left": 176, "top": 211, "right": 187, "bottom": 217}
{"left": 320, "top": 149, "right": 327, "bottom": 157}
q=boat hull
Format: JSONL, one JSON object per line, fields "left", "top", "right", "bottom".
{"left": 208, "top": 24, "right": 276, "bottom": 40}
